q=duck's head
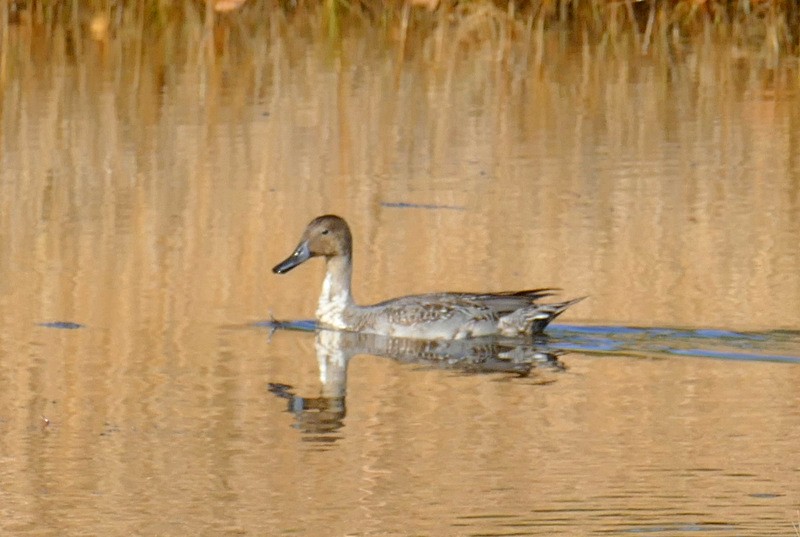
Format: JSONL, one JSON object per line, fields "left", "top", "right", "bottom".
{"left": 272, "top": 214, "right": 353, "bottom": 274}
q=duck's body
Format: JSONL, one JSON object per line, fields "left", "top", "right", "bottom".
{"left": 273, "top": 215, "right": 583, "bottom": 340}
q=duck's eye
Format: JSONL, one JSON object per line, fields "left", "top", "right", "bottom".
{"left": 321, "top": 229, "right": 330, "bottom": 235}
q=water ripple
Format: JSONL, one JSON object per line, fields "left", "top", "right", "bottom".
{"left": 549, "top": 325, "right": 800, "bottom": 364}
{"left": 256, "top": 319, "right": 800, "bottom": 365}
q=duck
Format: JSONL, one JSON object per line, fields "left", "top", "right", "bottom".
{"left": 272, "top": 214, "right": 584, "bottom": 340}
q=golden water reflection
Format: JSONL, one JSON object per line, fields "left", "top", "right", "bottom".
{"left": 2, "top": 322, "right": 798, "bottom": 535}
{"left": 1, "top": 27, "right": 799, "bottom": 537}
{"left": 2, "top": 31, "right": 798, "bottom": 332}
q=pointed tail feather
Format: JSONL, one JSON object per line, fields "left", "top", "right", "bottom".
{"left": 498, "top": 296, "right": 586, "bottom": 336}
{"left": 527, "top": 296, "right": 586, "bottom": 333}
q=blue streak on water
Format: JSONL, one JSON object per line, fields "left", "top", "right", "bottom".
{"left": 625, "top": 522, "right": 737, "bottom": 533}
{"left": 669, "top": 348, "right": 800, "bottom": 364}
{"left": 549, "top": 324, "right": 800, "bottom": 365}
{"left": 38, "top": 321, "right": 84, "bottom": 330}
{"left": 255, "top": 319, "right": 800, "bottom": 365}
{"left": 552, "top": 324, "right": 768, "bottom": 341}
{"left": 381, "top": 201, "right": 466, "bottom": 211}
{"left": 254, "top": 319, "right": 316, "bottom": 332}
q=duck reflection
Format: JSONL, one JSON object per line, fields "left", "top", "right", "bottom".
{"left": 268, "top": 329, "right": 566, "bottom": 443}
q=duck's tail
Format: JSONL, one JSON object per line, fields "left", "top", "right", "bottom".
{"left": 498, "top": 296, "right": 586, "bottom": 336}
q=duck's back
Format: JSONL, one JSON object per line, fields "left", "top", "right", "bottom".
{"left": 344, "top": 289, "right": 558, "bottom": 339}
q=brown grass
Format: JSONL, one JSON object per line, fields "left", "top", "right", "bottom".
{"left": 1, "top": 0, "right": 798, "bottom": 96}
{"left": 3, "top": 0, "right": 800, "bottom": 55}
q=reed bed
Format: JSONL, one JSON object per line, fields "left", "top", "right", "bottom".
{"left": 2, "top": 1, "right": 800, "bottom": 64}
{"left": 1, "top": 0, "right": 798, "bottom": 130}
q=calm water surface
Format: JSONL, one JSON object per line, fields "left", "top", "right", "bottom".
{"left": 1, "top": 25, "right": 799, "bottom": 536}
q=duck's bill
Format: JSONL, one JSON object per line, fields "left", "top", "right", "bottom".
{"left": 272, "top": 241, "right": 311, "bottom": 274}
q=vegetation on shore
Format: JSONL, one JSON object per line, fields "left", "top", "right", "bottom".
{"left": 1, "top": 1, "right": 798, "bottom": 92}
{"left": 3, "top": 1, "right": 800, "bottom": 55}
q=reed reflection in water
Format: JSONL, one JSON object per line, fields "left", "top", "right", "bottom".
{"left": 0, "top": 15, "right": 799, "bottom": 537}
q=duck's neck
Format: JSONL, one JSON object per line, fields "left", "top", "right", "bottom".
{"left": 316, "top": 254, "right": 355, "bottom": 328}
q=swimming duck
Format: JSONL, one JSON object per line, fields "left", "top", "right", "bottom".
{"left": 272, "top": 215, "right": 583, "bottom": 340}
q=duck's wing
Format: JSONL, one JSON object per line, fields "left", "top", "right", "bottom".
{"left": 431, "top": 288, "right": 561, "bottom": 316}
{"left": 366, "top": 289, "right": 560, "bottom": 325}
{"left": 362, "top": 296, "right": 492, "bottom": 327}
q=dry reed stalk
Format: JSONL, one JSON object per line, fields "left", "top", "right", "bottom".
{"left": 793, "top": 509, "right": 799, "bottom": 537}
{"left": 0, "top": 0, "right": 799, "bottom": 87}
{"left": 1, "top": 0, "right": 8, "bottom": 89}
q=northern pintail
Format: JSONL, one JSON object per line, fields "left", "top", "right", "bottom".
{"left": 272, "top": 215, "right": 583, "bottom": 339}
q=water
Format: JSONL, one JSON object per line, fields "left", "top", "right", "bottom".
{"left": 1, "top": 21, "right": 800, "bottom": 537}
